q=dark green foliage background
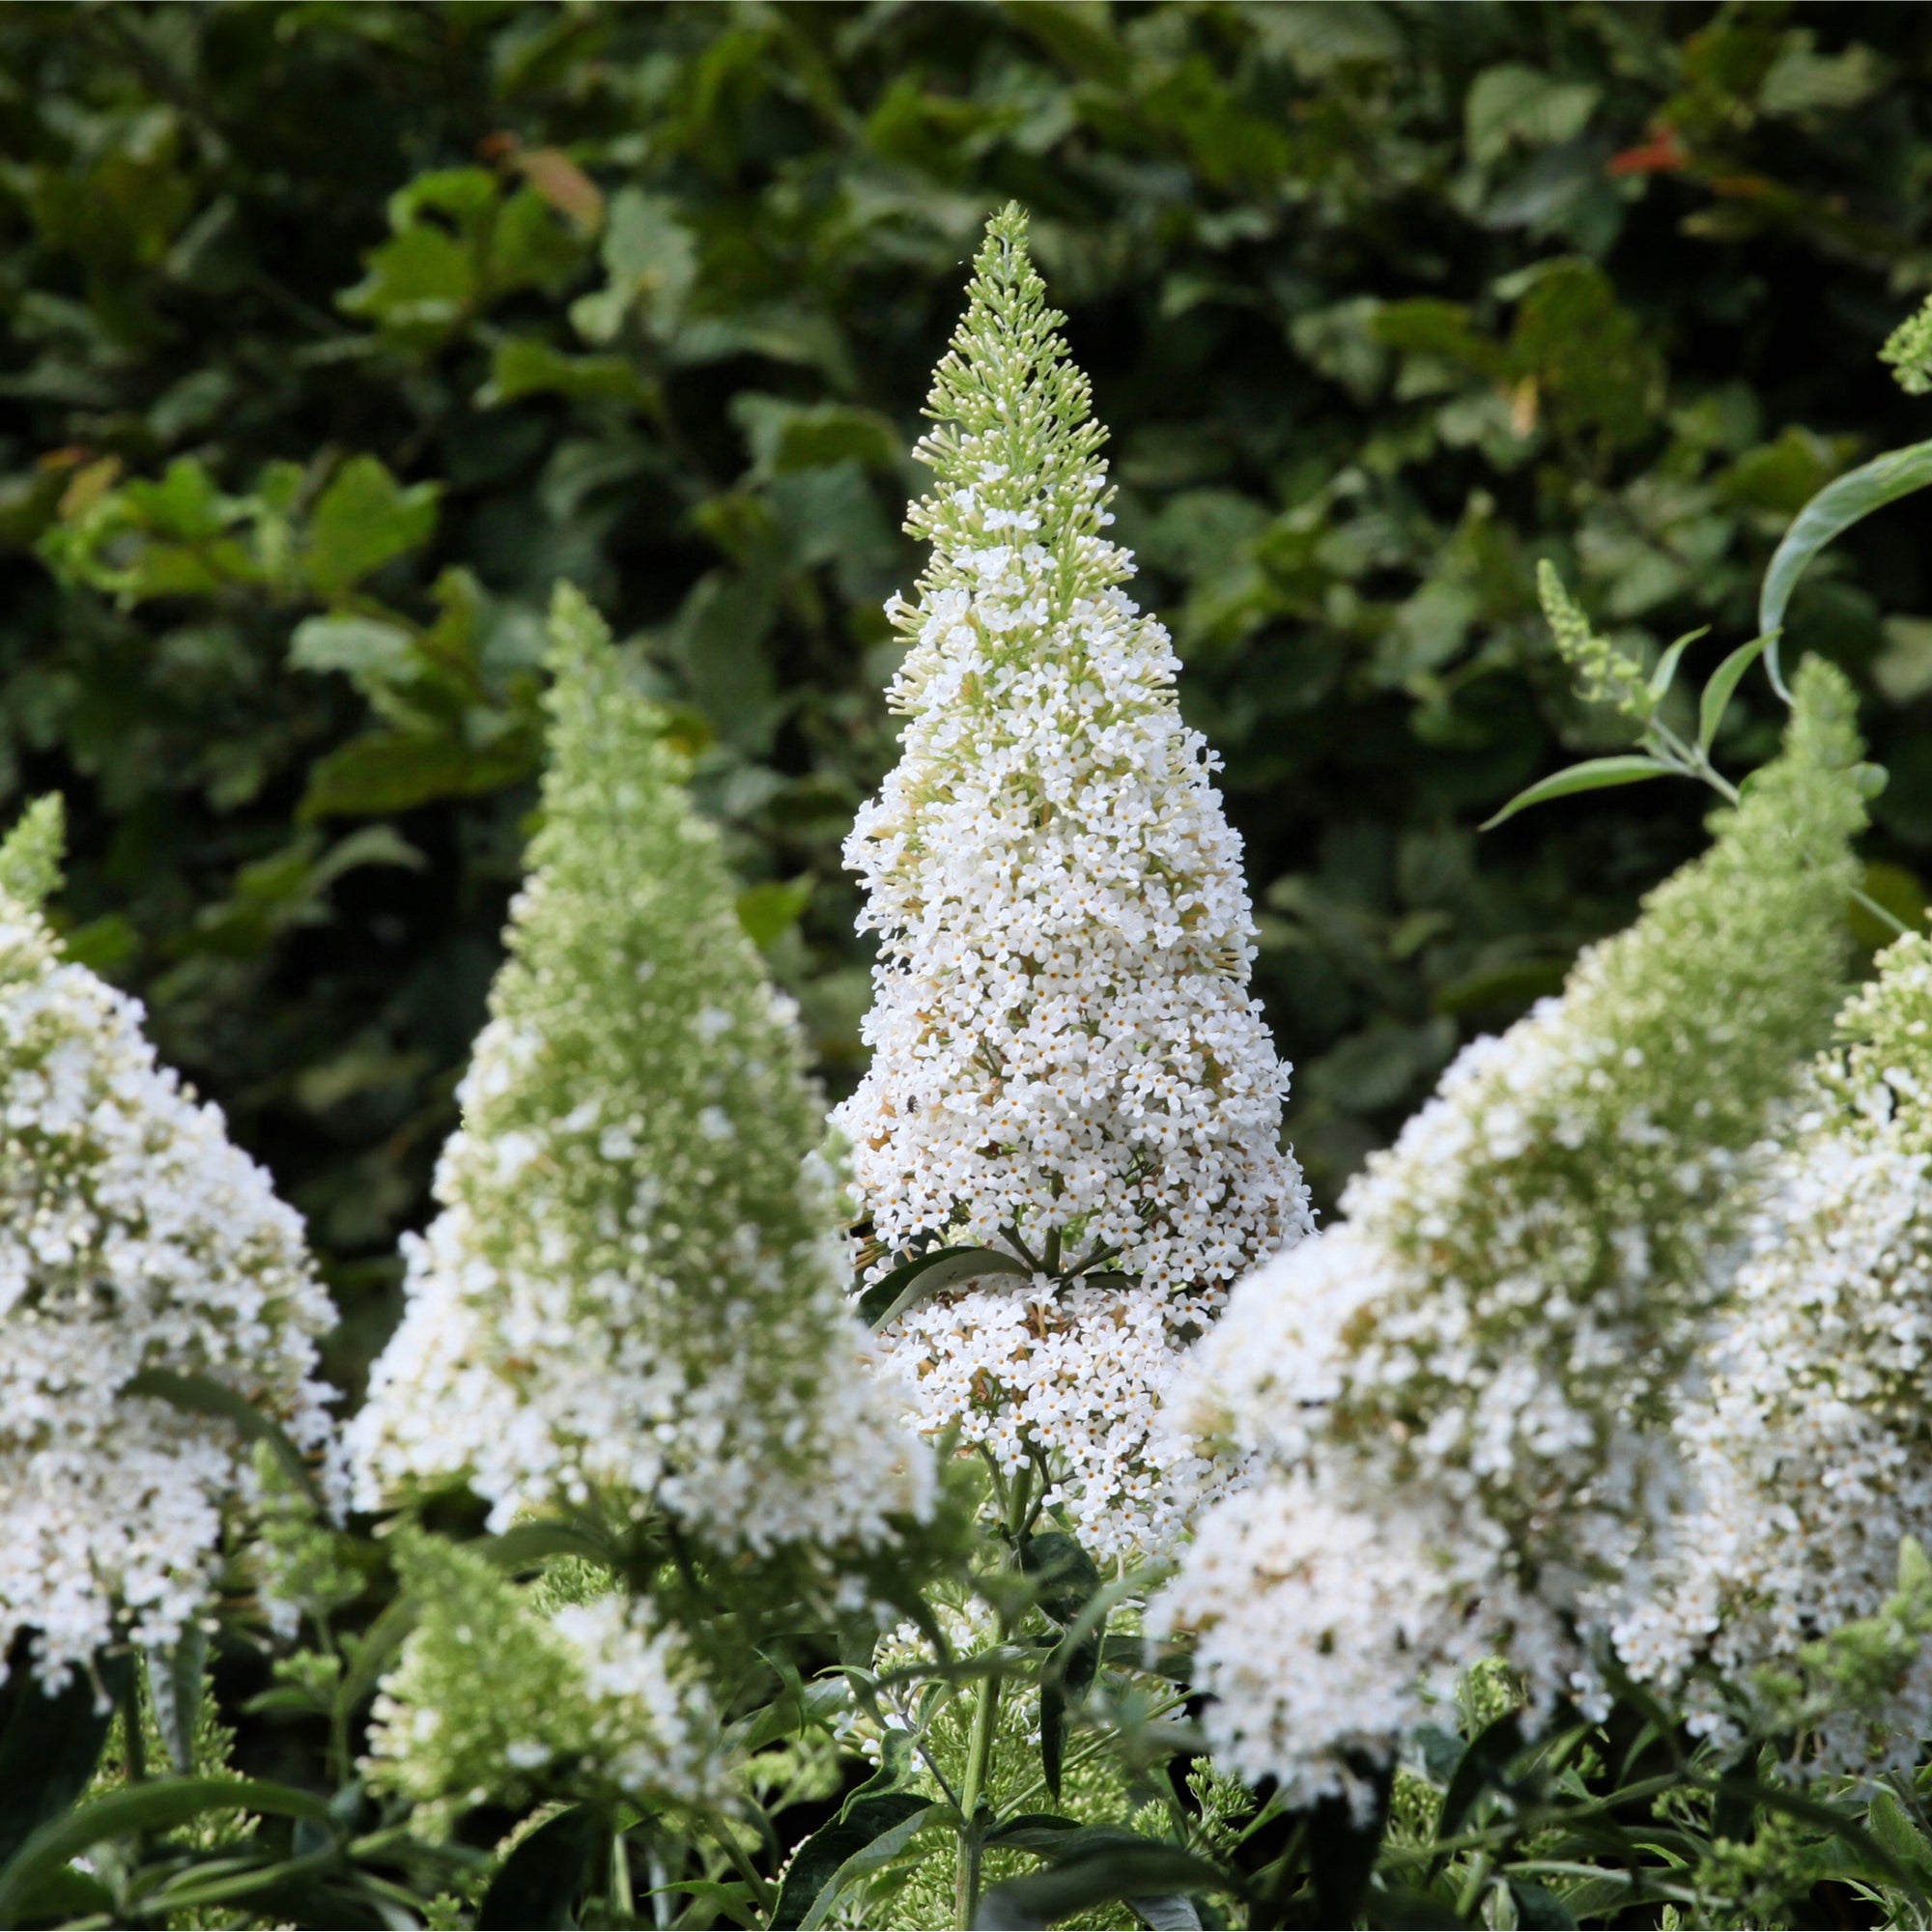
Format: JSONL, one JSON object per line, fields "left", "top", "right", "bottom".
{"left": 4, "top": 0, "right": 1932, "bottom": 1397}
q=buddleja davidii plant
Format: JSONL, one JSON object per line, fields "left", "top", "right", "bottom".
{"left": 820, "top": 203, "right": 1314, "bottom": 1926}
{"left": 0, "top": 802, "right": 456, "bottom": 1928}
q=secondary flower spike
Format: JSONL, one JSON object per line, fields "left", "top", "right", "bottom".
{"left": 350, "top": 585, "right": 933, "bottom": 1562}
{"left": 832, "top": 205, "right": 1310, "bottom": 1554}
{"left": 1157, "top": 657, "right": 1869, "bottom": 1809}
{"left": 1618, "top": 930, "right": 1932, "bottom": 1770}
{"left": 0, "top": 796, "right": 338, "bottom": 1690}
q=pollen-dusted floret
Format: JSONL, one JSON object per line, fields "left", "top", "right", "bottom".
{"left": 363, "top": 1538, "right": 726, "bottom": 1833}
{"left": 1157, "top": 658, "right": 1869, "bottom": 1806}
{"left": 833, "top": 206, "right": 1309, "bottom": 1554}
{"left": 1616, "top": 932, "right": 1932, "bottom": 1770}
{"left": 0, "top": 798, "right": 338, "bottom": 1690}
{"left": 349, "top": 586, "right": 933, "bottom": 1566}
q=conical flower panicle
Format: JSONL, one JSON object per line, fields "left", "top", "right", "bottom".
{"left": 0, "top": 799, "right": 338, "bottom": 1689}
{"left": 1616, "top": 931, "right": 1932, "bottom": 1770}
{"left": 350, "top": 587, "right": 933, "bottom": 1565}
{"left": 834, "top": 207, "right": 1309, "bottom": 1555}
{"left": 1157, "top": 657, "right": 1869, "bottom": 1807}
{"left": 363, "top": 1536, "right": 727, "bottom": 1834}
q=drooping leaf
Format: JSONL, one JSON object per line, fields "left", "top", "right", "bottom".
{"left": 1759, "top": 436, "right": 1932, "bottom": 696}
{"left": 973, "top": 1844, "right": 1236, "bottom": 1931}
{"left": 0, "top": 1776, "right": 332, "bottom": 1923}
{"left": 856, "top": 1245, "right": 1032, "bottom": 1328}
{"left": 123, "top": 1367, "right": 324, "bottom": 1507}
{"left": 1480, "top": 755, "right": 1671, "bottom": 832}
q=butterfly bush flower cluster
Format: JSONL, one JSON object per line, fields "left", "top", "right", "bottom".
{"left": 1156, "top": 659, "right": 1868, "bottom": 1808}
{"left": 834, "top": 207, "right": 1309, "bottom": 1554}
{"left": 0, "top": 797, "right": 338, "bottom": 1691}
{"left": 363, "top": 1538, "right": 727, "bottom": 1833}
{"left": 1616, "top": 931, "right": 1932, "bottom": 1768}
{"left": 351, "top": 586, "right": 933, "bottom": 1565}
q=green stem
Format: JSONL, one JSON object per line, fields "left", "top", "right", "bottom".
{"left": 120, "top": 1665, "right": 147, "bottom": 1786}
{"left": 611, "top": 1824, "right": 636, "bottom": 1922}
{"left": 721, "top": 1829, "right": 775, "bottom": 1918}
{"left": 953, "top": 1662, "right": 1003, "bottom": 1926}
{"left": 954, "top": 1466, "right": 1036, "bottom": 1927}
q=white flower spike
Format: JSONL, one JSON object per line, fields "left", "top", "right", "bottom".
{"left": 0, "top": 796, "right": 338, "bottom": 1690}
{"left": 833, "top": 205, "right": 1310, "bottom": 1556}
{"left": 350, "top": 586, "right": 933, "bottom": 1568}
{"left": 1159, "top": 657, "right": 1869, "bottom": 1808}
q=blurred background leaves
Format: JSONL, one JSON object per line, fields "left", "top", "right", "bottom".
{"left": 3, "top": 0, "right": 1931, "bottom": 1394}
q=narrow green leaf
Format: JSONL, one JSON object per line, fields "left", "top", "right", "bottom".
{"left": 1480, "top": 756, "right": 1671, "bottom": 831}
{"left": 974, "top": 1846, "right": 1236, "bottom": 1931}
{"left": 0, "top": 1776, "right": 332, "bottom": 1924}
{"left": 123, "top": 1368, "right": 324, "bottom": 1507}
{"left": 1759, "top": 436, "right": 1932, "bottom": 696}
{"left": 147, "top": 1625, "right": 209, "bottom": 1776}
{"left": 1647, "top": 625, "right": 1709, "bottom": 701}
{"left": 1431, "top": 1713, "right": 1522, "bottom": 1869}
{"left": 1696, "top": 633, "right": 1771, "bottom": 752}
{"left": 857, "top": 1245, "right": 1030, "bottom": 1329}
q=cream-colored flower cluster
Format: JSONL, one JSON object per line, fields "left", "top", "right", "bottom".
{"left": 834, "top": 206, "right": 1308, "bottom": 1552}
{"left": 350, "top": 587, "right": 933, "bottom": 1565}
{"left": 1158, "top": 659, "right": 1869, "bottom": 1808}
{"left": 363, "top": 1538, "right": 726, "bottom": 1832}
{"left": 0, "top": 798, "right": 337, "bottom": 1690}
{"left": 1616, "top": 932, "right": 1932, "bottom": 1769}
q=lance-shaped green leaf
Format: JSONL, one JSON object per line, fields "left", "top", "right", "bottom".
{"left": 857, "top": 1245, "right": 1031, "bottom": 1329}
{"left": 1480, "top": 754, "right": 1671, "bottom": 831}
{"left": 125, "top": 1368, "right": 325, "bottom": 1509}
{"left": 1697, "top": 634, "right": 1772, "bottom": 753}
{"left": 1759, "top": 436, "right": 1932, "bottom": 697}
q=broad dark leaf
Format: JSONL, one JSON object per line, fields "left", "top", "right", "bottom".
{"left": 769, "top": 1793, "right": 932, "bottom": 1930}
{"left": 478, "top": 1804, "right": 607, "bottom": 1931}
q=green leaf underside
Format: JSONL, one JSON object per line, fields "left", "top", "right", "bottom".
{"left": 1481, "top": 755, "right": 1669, "bottom": 831}
{"left": 857, "top": 1245, "right": 1031, "bottom": 1328}
{"left": 1760, "top": 437, "right": 1932, "bottom": 692}
{"left": 122, "top": 1367, "right": 324, "bottom": 1506}
{"left": 1698, "top": 634, "right": 1771, "bottom": 752}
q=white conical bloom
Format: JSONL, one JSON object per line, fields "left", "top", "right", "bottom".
{"left": 1616, "top": 931, "right": 1932, "bottom": 1770}
{"left": 1157, "top": 658, "right": 1869, "bottom": 1808}
{"left": 350, "top": 587, "right": 933, "bottom": 1566}
{"left": 832, "top": 206, "right": 1309, "bottom": 1556}
{"left": 0, "top": 798, "right": 338, "bottom": 1690}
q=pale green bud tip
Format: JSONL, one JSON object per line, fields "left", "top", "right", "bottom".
{"left": 0, "top": 794, "right": 66, "bottom": 910}
{"left": 1881, "top": 294, "right": 1932, "bottom": 396}
{"left": 544, "top": 579, "right": 608, "bottom": 685}
{"left": 1535, "top": 559, "right": 1649, "bottom": 721}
